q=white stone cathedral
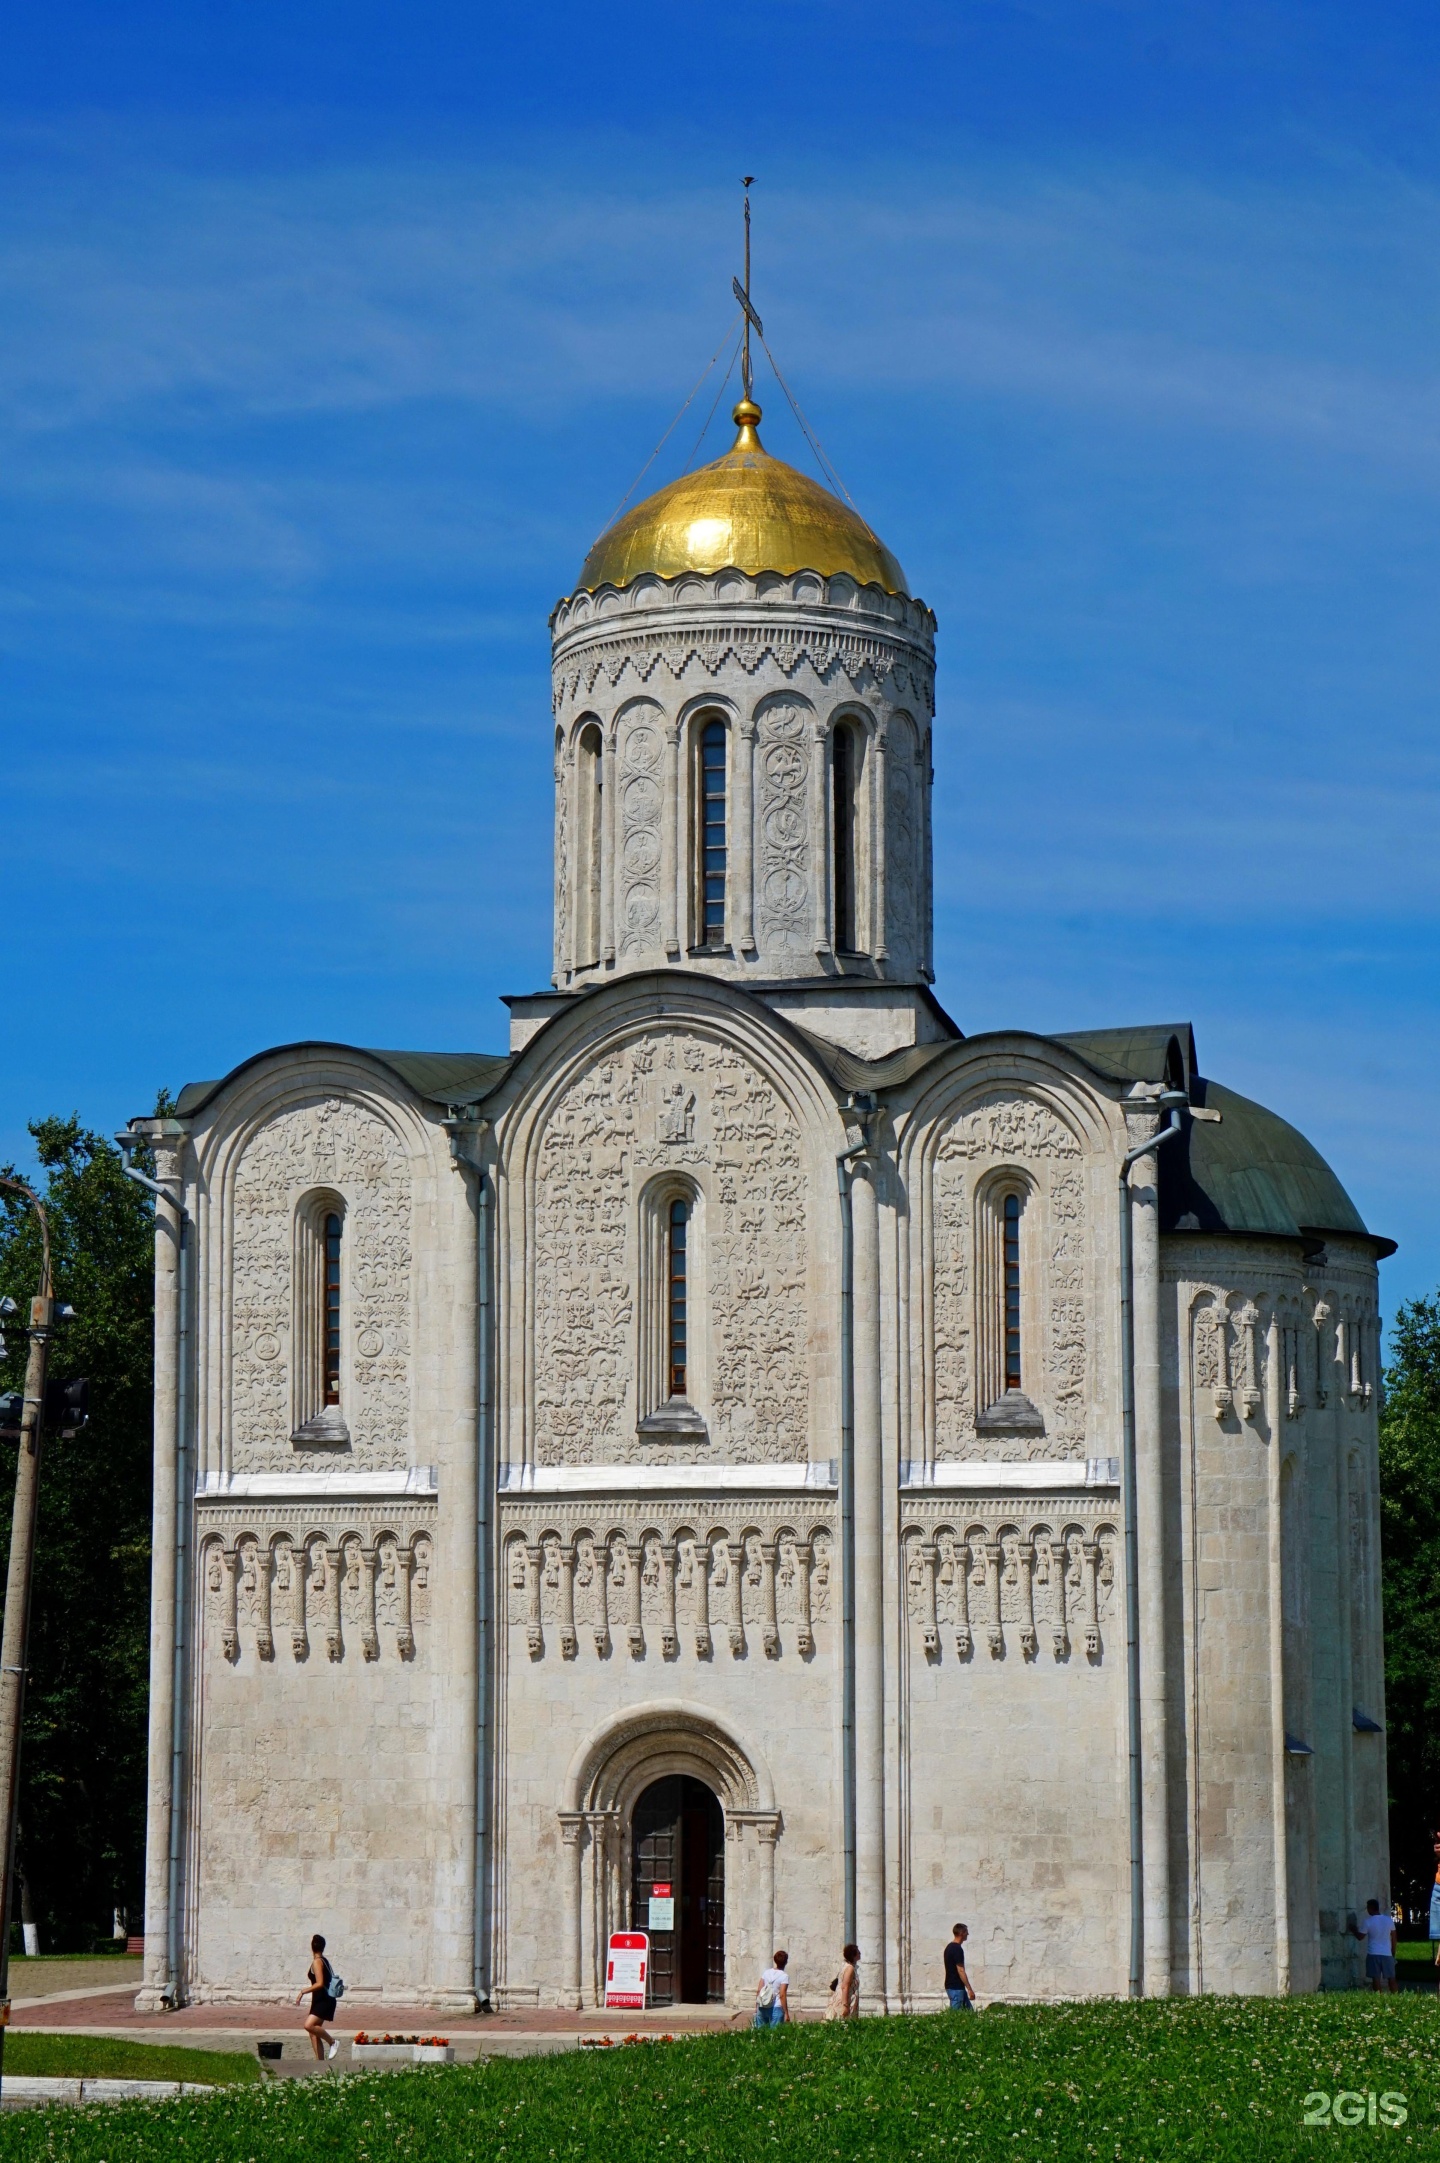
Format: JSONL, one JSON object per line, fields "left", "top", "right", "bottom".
{"left": 124, "top": 381, "right": 1391, "bottom": 2016}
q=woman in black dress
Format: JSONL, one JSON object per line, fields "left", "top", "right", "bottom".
{"left": 296, "top": 1932, "right": 339, "bottom": 2060}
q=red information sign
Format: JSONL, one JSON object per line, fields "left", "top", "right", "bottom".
{"left": 605, "top": 1930, "right": 649, "bottom": 2009}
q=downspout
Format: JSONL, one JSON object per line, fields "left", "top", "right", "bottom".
{"left": 118, "top": 1142, "right": 189, "bottom": 2009}
{"left": 445, "top": 1111, "right": 493, "bottom": 2011}
{"left": 1118, "top": 1091, "right": 1185, "bottom": 1999}
{"left": 836, "top": 1094, "right": 875, "bottom": 1947}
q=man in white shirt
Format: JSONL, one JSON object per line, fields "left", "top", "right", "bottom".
{"left": 1351, "top": 1899, "right": 1398, "bottom": 1992}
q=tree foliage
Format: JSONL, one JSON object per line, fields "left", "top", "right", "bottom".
{"left": 1379, "top": 1292, "right": 1440, "bottom": 1912}
{"left": 0, "top": 1117, "right": 155, "bottom": 1950}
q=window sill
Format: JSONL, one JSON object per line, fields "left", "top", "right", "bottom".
{"left": 637, "top": 1400, "right": 709, "bottom": 1443}
{"left": 975, "top": 1390, "right": 1045, "bottom": 1435}
{"left": 291, "top": 1409, "right": 352, "bottom": 1448}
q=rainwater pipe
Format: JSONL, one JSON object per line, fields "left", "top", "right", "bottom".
{"left": 1118, "top": 1087, "right": 1192, "bottom": 1999}
{"left": 116, "top": 1132, "right": 189, "bottom": 2010}
{"left": 445, "top": 1111, "right": 493, "bottom": 2011}
{"left": 835, "top": 1093, "right": 876, "bottom": 1947}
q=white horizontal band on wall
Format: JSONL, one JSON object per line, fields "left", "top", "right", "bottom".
{"left": 196, "top": 1467, "right": 440, "bottom": 1500}
{"left": 497, "top": 1461, "right": 841, "bottom": 1496}
{"left": 899, "top": 1458, "right": 1120, "bottom": 1492}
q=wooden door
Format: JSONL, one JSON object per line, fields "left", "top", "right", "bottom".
{"left": 631, "top": 1775, "right": 725, "bottom": 2004}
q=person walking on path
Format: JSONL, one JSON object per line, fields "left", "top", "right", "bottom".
{"left": 1351, "top": 1901, "right": 1398, "bottom": 1994}
{"left": 825, "top": 1943, "right": 860, "bottom": 2021}
{"left": 296, "top": 1933, "right": 340, "bottom": 2059}
{"left": 1430, "top": 1833, "right": 1440, "bottom": 1986}
{"left": 943, "top": 1924, "right": 975, "bottom": 2010}
{"left": 754, "top": 1949, "right": 790, "bottom": 2027}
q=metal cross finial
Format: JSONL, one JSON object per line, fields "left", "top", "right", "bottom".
{"left": 732, "top": 175, "right": 763, "bottom": 404}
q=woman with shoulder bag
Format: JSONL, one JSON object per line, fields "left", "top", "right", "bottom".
{"left": 825, "top": 1943, "right": 860, "bottom": 2021}
{"left": 296, "top": 1932, "right": 341, "bottom": 2060}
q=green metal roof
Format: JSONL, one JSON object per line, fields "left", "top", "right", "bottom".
{"left": 1176, "top": 1077, "right": 1388, "bottom": 1250}
{"left": 173, "top": 1044, "right": 512, "bottom": 1119}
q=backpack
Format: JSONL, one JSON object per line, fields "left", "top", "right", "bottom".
{"left": 756, "top": 1979, "right": 776, "bottom": 2009}
{"left": 330, "top": 1972, "right": 346, "bottom": 1999}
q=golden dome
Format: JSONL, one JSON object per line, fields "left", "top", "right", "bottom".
{"left": 575, "top": 399, "right": 909, "bottom": 598}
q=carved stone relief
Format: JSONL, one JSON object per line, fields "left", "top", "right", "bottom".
{"left": 501, "top": 1503, "right": 832, "bottom": 1662}
{"left": 615, "top": 705, "right": 666, "bottom": 958}
{"left": 229, "top": 1098, "right": 412, "bottom": 1473}
{"left": 532, "top": 1030, "right": 809, "bottom": 1464}
{"left": 754, "top": 698, "right": 813, "bottom": 954}
{"left": 199, "top": 1507, "right": 434, "bottom": 1666}
{"left": 902, "top": 1510, "right": 1117, "bottom": 1664}
{"left": 931, "top": 1093, "right": 1088, "bottom": 1461}
{"left": 885, "top": 713, "right": 920, "bottom": 976}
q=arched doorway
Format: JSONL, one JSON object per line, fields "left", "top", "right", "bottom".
{"left": 631, "top": 1776, "right": 724, "bottom": 2004}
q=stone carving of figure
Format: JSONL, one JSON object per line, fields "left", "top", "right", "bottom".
{"left": 659, "top": 1084, "right": 695, "bottom": 1145}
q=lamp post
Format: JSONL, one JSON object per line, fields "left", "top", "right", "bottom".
{"left": 0, "top": 1178, "right": 57, "bottom": 2098}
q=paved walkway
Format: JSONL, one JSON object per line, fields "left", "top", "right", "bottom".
{"left": 10, "top": 1988, "right": 743, "bottom": 2063}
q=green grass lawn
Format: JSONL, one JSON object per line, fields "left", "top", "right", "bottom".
{"left": 0, "top": 2032, "right": 260, "bottom": 2085}
{"left": 0, "top": 1995, "right": 1433, "bottom": 2159}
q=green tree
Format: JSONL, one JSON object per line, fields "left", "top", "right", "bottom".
{"left": 0, "top": 1116, "right": 155, "bottom": 1950}
{"left": 1379, "top": 1292, "right": 1440, "bottom": 1913}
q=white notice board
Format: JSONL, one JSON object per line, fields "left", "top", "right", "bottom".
{"left": 605, "top": 1930, "right": 649, "bottom": 2009}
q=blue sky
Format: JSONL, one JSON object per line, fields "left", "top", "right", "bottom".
{"left": 3, "top": 2, "right": 1438, "bottom": 1317}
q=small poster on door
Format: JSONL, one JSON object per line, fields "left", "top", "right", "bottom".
{"left": 647, "top": 1883, "right": 675, "bottom": 1930}
{"left": 605, "top": 1930, "right": 650, "bottom": 2008}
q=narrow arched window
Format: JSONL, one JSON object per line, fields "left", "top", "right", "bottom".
{"left": 833, "top": 723, "right": 858, "bottom": 952}
{"left": 1003, "top": 1193, "right": 1022, "bottom": 1391}
{"left": 323, "top": 1212, "right": 342, "bottom": 1406}
{"left": 577, "top": 722, "right": 603, "bottom": 968}
{"left": 668, "top": 1197, "right": 689, "bottom": 1398}
{"left": 699, "top": 720, "right": 727, "bottom": 944}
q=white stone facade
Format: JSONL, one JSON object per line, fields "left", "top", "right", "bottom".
{"left": 129, "top": 528, "right": 1389, "bottom": 2017}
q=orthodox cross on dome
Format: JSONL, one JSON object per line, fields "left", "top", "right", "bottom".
{"left": 732, "top": 175, "right": 763, "bottom": 406}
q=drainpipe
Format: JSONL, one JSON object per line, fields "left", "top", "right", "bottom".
{"left": 835, "top": 1094, "right": 875, "bottom": 1947}
{"left": 117, "top": 1135, "right": 189, "bottom": 2009}
{"left": 445, "top": 1112, "right": 493, "bottom": 2011}
{"left": 1118, "top": 1090, "right": 1186, "bottom": 1999}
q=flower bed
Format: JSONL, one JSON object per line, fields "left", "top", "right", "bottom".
{"left": 350, "top": 2032, "right": 453, "bottom": 2067}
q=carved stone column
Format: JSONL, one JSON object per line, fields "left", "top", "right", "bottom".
{"left": 756, "top": 1814, "right": 780, "bottom": 1961}
{"left": 323, "top": 1543, "right": 344, "bottom": 1663}
{"left": 559, "top": 1813, "right": 586, "bottom": 2011}
{"left": 953, "top": 1537, "right": 973, "bottom": 1657}
{"left": 1082, "top": 1536, "right": 1101, "bottom": 1656}
{"left": 793, "top": 1539, "right": 814, "bottom": 1658}
{"left": 919, "top": 1540, "right": 939, "bottom": 1657}
{"left": 1048, "top": 1536, "right": 1069, "bottom": 1660}
{"left": 393, "top": 1541, "right": 415, "bottom": 1661}
{"left": 725, "top": 1539, "right": 746, "bottom": 1657}
{"left": 811, "top": 720, "right": 832, "bottom": 957}
{"left": 1016, "top": 1539, "right": 1037, "bottom": 1660}
{"left": 252, "top": 1542, "right": 275, "bottom": 1663}
{"left": 693, "top": 1539, "right": 713, "bottom": 1659}
{"left": 558, "top": 1543, "right": 578, "bottom": 1660}
{"left": 626, "top": 1540, "right": 645, "bottom": 1659}
{"left": 525, "top": 1542, "right": 544, "bottom": 1659}
{"left": 733, "top": 714, "right": 757, "bottom": 954}
{"left": 658, "top": 1538, "right": 678, "bottom": 1660}
{"left": 356, "top": 1541, "right": 379, "bottom": 1663}
{"left": 593, "top": 1542, "right": 612, "bottom": 1659}
{"left": 663, "top": 723, "right": 680, "bottom": 956}
{"left": 219, "top": 1546, "right": 240, "bottom": 1663}
{"left": 984, "top": 1538, "right": 1004, "bottom": 1657}
{"left": 287, "top": 1540, "right": 309, "bottom": 1661}
{"left": 872, "top": 723, "right": 888, "bottom": 960}
{"left": 758, "top": 1538, "right": 781, "bottom": 1659}
{"left": 600, "top": 725, "right": 616, "bottom": 966}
